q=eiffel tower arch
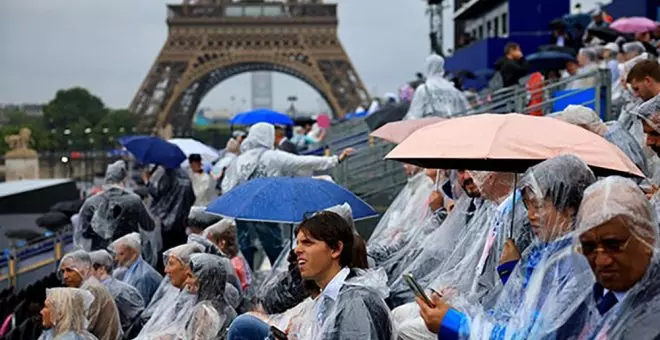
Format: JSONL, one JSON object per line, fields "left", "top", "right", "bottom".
{"left": 130, "top": 1, "right": 371, "bottom": 134}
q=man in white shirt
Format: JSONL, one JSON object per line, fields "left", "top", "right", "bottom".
{"left": 294, "top": 211, "right": 394, "bottom": 340}
{"left": 187, "top": 153, "right": 215, "bottom": 206}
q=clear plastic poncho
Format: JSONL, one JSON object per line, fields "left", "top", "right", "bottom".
{"left": 88, "top": 250, "right": 144, "bottom": 331}
{"left": 604, "top": 122, "right": 650, "bottom": 179}
{"left": 551, "top": 105, "right": 608, "bottom": 136}
{"left": 59, "top": 251, "right": 123, "bottom": 340}
{"left": 392, "top": 173, "right": 534, "bottom": 340}
{"left": 221, "top": 123, "right": 340, "bottom": 193}
{"left": 254, "top": 203, "right": 362, "bottom": 314}
{"left": 404, "top": 54, "right": 471, "bottom": 119}
{"left": 38, "top": 288, "right": 97, "bottom": 340}
{"left": 367, "top": 172, "right": 434, "bottom": 268}
{"left": 614, "top": 53, "right": 649, "bottom": 129}
{"left": 211, "top": 138, "right": 240, "bottom": 182}
{"left": 202, "top": 219, "right": 253, "bottom": 293}
{"left": 296, "top": 268, "right": 395, "bottom": 340}
{"left": 78, "top": 161, "right": 155, "bottom": 251}
{"left": 186, "top": 206, "right": 222, "bottom": 233}
{"left": 136, "top": 244, "right": 202, "bottom": 339}
{"left": 144, "top": 253, "right": 237, "bottom": 340}
{"left": 460, "top": 155, "right": 597, "bottom": 340}
{"left": 109, "top": 233, "right": 162, "bottom": 306}
{"left": 186, "top": 233, "right": 244, "bottom": 310}
{"left": 574, "top": 177, "right": 660, "bottom": 340}
{"left": 147, "top": 166, "right": 196, "bottom": 233}
{"left": 388, "top": 193, "right": 496, "bottom": 308}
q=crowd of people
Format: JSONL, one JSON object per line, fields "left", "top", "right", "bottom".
{"left": 16, "top": 8, "right": 660, "bottom": 340}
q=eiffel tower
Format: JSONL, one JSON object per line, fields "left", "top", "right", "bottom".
{"left": 130, "top": 0, "right": 370, "bottom": 136}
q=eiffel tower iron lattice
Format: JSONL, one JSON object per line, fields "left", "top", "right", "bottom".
{"left": 130, "top": 1, "right": 371, "bottom": 135}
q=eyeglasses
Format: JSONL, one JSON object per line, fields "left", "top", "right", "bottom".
{"left": 577, "top": 236, "right": 632, "bottom": 256}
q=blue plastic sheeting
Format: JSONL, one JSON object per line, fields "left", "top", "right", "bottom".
{"left": 551, "top": 88, "right": 608, "bottom": 120}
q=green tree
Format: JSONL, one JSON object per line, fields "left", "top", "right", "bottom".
{"left": 43, "top": 87, "right": 108, "bottom": 131}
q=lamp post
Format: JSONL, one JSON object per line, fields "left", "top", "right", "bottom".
{"left": 84, "top": 128, "right": 93, "bottom": 182}
{"left": 63, "top": 129, "right": 72, "bottom": 178}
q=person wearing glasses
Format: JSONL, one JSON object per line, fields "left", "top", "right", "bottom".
{"left": 416, "top": 155, "right": 597, "bottom": 339}
{"left": 573, "top": 177, "right": 660, "bottom": 340}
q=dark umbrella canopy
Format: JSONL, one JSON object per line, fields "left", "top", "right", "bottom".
{"left": 588, "top": 26, "right": 633, "bottom": 43}
{"left": 119, "top": 136, "right": 186, "bottom": 169}
{"left": 49, "top": 200, "right": 84, "bottom": 218}
{"left": 36, "top": 211, "right": 71, "bottom": 231}
{"left": 527, "top": 51, "right": 577, "bottom": 71}
{"left": 365, "top": 102, "right": 411, "bottom": 131}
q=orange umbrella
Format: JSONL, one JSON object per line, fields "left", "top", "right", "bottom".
{"left": 370, "top": 117, "right": 447, "bottom": 144}
{"left": 386, "top": 113, "right": 644, "bottom": 177}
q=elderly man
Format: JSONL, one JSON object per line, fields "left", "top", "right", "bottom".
{"left": 110, "top": 232, "right": 162, "bottom": 305}
{"left": 89, "top": 250, "right": 144, "bottom": 331}
{"left": 568, "top": 47, "right": 599, "bottom": 89}
{"left": 59, "top": 250, "right": 122, "bottom": 340}
{"left": 574, "top": 177, "right": 660, "bottom": 339}
{"left": 78, "top": 160, "right": 155, "bottom": 251}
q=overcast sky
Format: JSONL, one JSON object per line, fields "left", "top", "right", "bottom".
{"left": 0, "top": 0, "right": 431, "bottom": 113}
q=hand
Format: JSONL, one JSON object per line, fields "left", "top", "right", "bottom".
{"left": 499, "top": 239, "right": 521, "bottom": 265}
{"left": 644, "top": 184, "right": 658, "bottom": 200}
{"left": 429, "top": 191, "right": 444, "bottom": 211}
{"left": 338, "top": 148, "right": 354, "bottom": 162}
{"left": 444, "top": 199, "right": 455, "bottom": 212}
{"left": 417, "top": 292, "right": 450, "bottom": 334}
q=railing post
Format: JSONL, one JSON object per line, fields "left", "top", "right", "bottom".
{"left": 8, "top": 247, "right": 16, "bottom": 288}
{"left": 601, "top": 68, "right": 613, "bottom": 121}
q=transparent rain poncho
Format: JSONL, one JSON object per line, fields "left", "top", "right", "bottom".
{"left": 136, "top": 244, "right": 202, "bottom": 339}
{"left": 604, "top": 122, "right": 650, "bottom": 179}
{"left": 144, "top": 253, "right": 237, "bottom": 340}
{"left": 392, "top": 173, "right": 534, "bottom": 340}
{"left": 186, "top": 206, "right": 222, "bottom": 233}
{"left": 78, "top": 161, "right": 155, "bottom": 251}
{"left": 88, "top": 250, "right": 144, "bottom": 331}
{"left": 367, "top": 172, "right": 434, "bottom": 268}
{"left": 109, "top": 233, "right": 162, "bottom": 306}
{"left": 221, "top": 123, "right": 341, "bottom": 193}
{"left": 58, "top": 251, "right": 123, "bottom": 340}
{"left": 147, "top": 166, "right": 196, "bottom": 233}
{"left": 210, "top": 138, "right": 240, "bottom": 183}
{"left": 456, "top": 155, "right": 597, "bottom": 340}
{"left": 614, "top": 53, "right": 649, "bottom": 129}
{"left": 186, "top": 233, "right": 244, "bottom": 310}
{"left": 295, "top": 268, "right": 395, "bottom": 340}
{"left": 405, "top": 54, "right": 471, "bottom": 119}
{"left": 387, "top": 193, "right": 494, "bottom": 308}
{"left": 38, "top": 288, "right": 96, "bottom": 340}
{"left": 202, "top": 218, "right": 254, "bottom": 293}
{"left": 573, "top": 177, "right": 660, "bottom": 340}
{"left": 551, "top": 105, "right": 608, "bottom": 136}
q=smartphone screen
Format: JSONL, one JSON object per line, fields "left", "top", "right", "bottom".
{"left": 403, "top": 273, "right": 435, "bottom": 307}
{"left": 270, "top": 326, "right": 288, "bottom": 340}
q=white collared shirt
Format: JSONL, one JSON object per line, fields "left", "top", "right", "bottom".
{"left": 320, "top": 267, "right": 351, "bottom": 302}
{"left": 316, "top": 267, "right": 350, "bottom": 329}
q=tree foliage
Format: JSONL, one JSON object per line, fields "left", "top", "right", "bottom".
{"left": 1, "top": 87, "right": 139, "bottom": 153}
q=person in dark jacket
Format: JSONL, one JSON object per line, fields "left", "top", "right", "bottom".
{"left": 495, "top": 42, "right": 530, "bottom": 88}
{"left": 274, "top": 125, "right": 299, "bottom": 155}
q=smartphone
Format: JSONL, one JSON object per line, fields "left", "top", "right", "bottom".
{"left": 270, "top": 326, "right": 288, "bottom": 340}
{"left": 403, "top": 273, "right": 435, "bottom": 307}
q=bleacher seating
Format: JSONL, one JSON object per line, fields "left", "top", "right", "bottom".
{"left": 0, "top": 273, "right": 61, "bottom": 340}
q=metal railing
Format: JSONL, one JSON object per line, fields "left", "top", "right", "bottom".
{"left": 326, "top": 68, "right": 613, "bottom": 209}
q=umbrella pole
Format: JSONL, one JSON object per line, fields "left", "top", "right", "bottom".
{"left": 509, "top": 174, "right": 518, "bottom": 239}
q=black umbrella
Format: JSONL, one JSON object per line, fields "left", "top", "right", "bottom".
{"left": 49, "top": 200, "right": 84, "bottom": 218}
{"left": 527, "top": 51, "right": 577, "bottom": 71}
{"left": 4, "top": 229, "right": 43, "bottom": 242}
{"left": 538, "top": 44, "right": 577, "bottom": 56}
{"left": 588, "top": 26, "right": 633, "bottom": 43}
{"left": 457, "top": 70, "right": 477, "bottom": 79}
{"left": 36, "top": 211, "right": 71, "bottom": 231}
{"left": 365, "top": 102, "right": 411, "bottom": 131}
{"left": 293, "top": 117, "right": 316, "bottom": 126}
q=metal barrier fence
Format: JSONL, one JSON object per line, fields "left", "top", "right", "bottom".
{"left": 0, "top": 229, "right": 74, "bottom": 290}
{"left": 324, "top": 68, "right": 613, "bottom": 209}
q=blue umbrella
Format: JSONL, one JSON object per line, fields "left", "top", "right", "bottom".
{"left": 119, "top": 135, "right": 186, "bottom": 169}
{"left": 527, "top": 51, "right": 576, "bottom": 71}
{"left": 230, "top": 108, "right": 294, "bottom": 126}
{"left": 206, "top": 177, "right": 379, "bottom": 223}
